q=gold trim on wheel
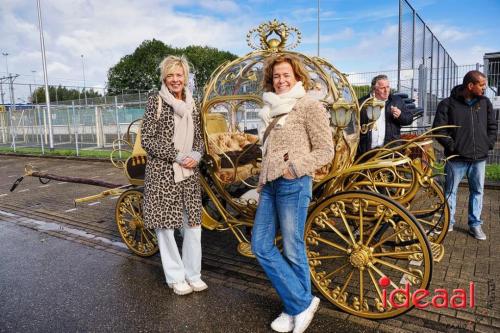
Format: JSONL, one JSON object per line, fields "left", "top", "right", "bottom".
{"left": 306, "top": 190, "right": 433, "bottom": 319}
{"left": 115, "top": 189, "right": 158, "bottom": 257}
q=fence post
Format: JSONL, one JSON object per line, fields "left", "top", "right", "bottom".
{"left": 8, "top": 108, "right": 16, "bottom": 152}
{"left": 72, "top": 101, "right": 79, "bottom": 156}
{"left": 37, "top": 105, "right": 45, "bottom": 155}
{"left": 0, "top": 110, "right": 6, "bottom": 144}
{"left": 114, "top": 96, "right": 122, "bottom": 158}
{"left": 95, "top": 106, "right": 104, "bottom": 148}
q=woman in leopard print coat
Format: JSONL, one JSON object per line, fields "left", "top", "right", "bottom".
{"left": 141, "top": 55, "right": 207, "bottom": 295}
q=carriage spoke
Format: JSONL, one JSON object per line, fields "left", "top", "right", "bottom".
{"left": 311, "top": 254, "right": 346, "bottom": 260}
{"left": 338, "top": 208, "right": 357, "bottom": 244}
{"left": 319, "top": 262, "right": 350, "bottom": 282}
{"left": 322, "top": 218, "right": 352, "bottom": 246}
{"left": 370, "top": 226, "right": 412, "bottom": 249}
{"left": 372, "top": 250, "right": 421, "bottom": 257}
{"left": 315, "top": 236, "right": 349, "bottom": 253}
{"left": 364, "top": 208, "right": 387, "bottom": 246}
{"left": 372, "top": 258, "right": 420, "bottom": 278}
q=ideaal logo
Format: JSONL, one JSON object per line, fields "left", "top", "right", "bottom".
{"left": 378, "top": 276, "right": 475, "bottom": 309}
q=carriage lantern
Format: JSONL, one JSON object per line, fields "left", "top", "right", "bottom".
{"left": 360, "top": 97, "right": 385, "bottom": 134}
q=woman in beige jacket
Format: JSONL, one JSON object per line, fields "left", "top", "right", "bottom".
{"left": 251, "top": 54, "right": 335, "bottom": 333}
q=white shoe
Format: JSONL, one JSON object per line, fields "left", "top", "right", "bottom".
{"left": 188, "top": 279, "right": 208, "bottom": 292}
{"left": 271, "top": 312, "right": 294, "bottom": 332}
{"left": 168, "top": 281, "right": 193, "bottom": 295}
{"left": 293, "top": 297, "right": 320, "bottom": 333}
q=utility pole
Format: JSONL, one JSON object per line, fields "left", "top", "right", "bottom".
{"left": 1, "top": 53, "right": 8, "bottom": 106}
{"left": 37, "top": 0, "right": 54, "bottom": 150}
{"left": 81, "top": 54, "right": 88, "bottom": 108}
{"left": 2, "top": 52, "right": 9, "bottom": 75}
{"left": 317, "top": 0, "right": 320, "bottom": 57}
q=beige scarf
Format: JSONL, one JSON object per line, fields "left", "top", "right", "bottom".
{"left": 258, "top": 81, "right": 306, "bottom": 154}
{"left": 158, "top": 83, "right": 195, "bottom": 183}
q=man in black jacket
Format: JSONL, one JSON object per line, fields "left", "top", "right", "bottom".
{"left": 432, "top": 70, "right": 498, "bottom": 240}
{"left": 357, "top": 74, "right": 413, "bottom": 156}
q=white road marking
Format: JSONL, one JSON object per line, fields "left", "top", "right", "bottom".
{"left": 0, "top": 210, "right": 17, "bottom": 217}
{"left": 0, "top": 193, "right": 8, "bottom": 197}
{"left": 57, "top": 182, "right": 67, "bottom": 185}
{"left": 88, "top": 201, "right": 101, "bottom": 206}
{"left": 18, "top": 189, "right": 30, "bottom": 193}
{"left": 38, "top": 185, "right": 50, "bottom": 188}
{"left": 7, "top": 175, "right": 17, "bottom": 178}
{"left": 64, "top": 208, "right": 78, "bottom": 212}
{"left": 13, "top": 218, "right": 128, "bottom": 249}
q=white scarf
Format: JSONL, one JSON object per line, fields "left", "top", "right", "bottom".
{"left": 258, "top": 81, "right": 306, "bottom": 154}
{"left": 158, "top": 83, "right": 195, "bottom": 183}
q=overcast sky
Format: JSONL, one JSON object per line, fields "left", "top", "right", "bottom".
{"left": 1, "top": 0, "right": 499, "bottom": 101}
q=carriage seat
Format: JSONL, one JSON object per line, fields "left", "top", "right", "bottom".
{"left": 207, "top": 131, "right": 261, "bottom": 184}
{"left": 124, "top": 125, "right": 147, "bottom": 185}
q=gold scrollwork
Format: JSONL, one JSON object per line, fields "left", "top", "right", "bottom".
{"left": 246, "top": 19, "right": 301, "bottom": 52}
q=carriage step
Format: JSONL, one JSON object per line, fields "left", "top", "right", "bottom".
{"left": 201, "top": 209, "right": 223, "bottom": 230}
{"left": 430, "top": 242, "right": 445, "bottom": 263}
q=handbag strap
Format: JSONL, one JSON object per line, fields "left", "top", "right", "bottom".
{"left": 262, "top": 114, "right": 285, "bottom": 145}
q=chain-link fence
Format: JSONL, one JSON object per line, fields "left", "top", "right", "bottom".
{"left": 1, "top": 62, "right": 499, "bottom": 163}
{"left": 398, "top": 0, "right": 462, "bottom": 127}
{"left": 0, "top": 92, "right": 148, "bottom": 154}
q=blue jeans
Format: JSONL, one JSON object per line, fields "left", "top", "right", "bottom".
{"left": 445, "top": 160, "right": 486, "bottom": 227}
{"left": 251, "top": 175, "right": 313, "bottom": 316}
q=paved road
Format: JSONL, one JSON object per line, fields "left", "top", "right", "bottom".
{"left": 0, "top": 217, "right": 370, "bottom": 333}
{"left": 1, "top": 155, "right": 499, "bottom": 332}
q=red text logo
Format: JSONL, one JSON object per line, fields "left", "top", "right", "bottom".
{"left": 379, "top": 276, "right": 475, "bottom": 309}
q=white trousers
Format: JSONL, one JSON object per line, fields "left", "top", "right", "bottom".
{"left": 156, "top": 213, "right": 202, "bottom": 284}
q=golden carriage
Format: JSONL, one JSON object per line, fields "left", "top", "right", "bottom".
{"left": 16, "top": 21, "right": 450, "bottom": 320}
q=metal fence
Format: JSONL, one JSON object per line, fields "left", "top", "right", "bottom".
{"left": 398, "top": 0, "right": 460, "bottom": 126}
{"left": 0, "top": 92, "right": 148, "bottom": 154}
{"left": 1, "top": 65, "right": 499, "bottom": 164}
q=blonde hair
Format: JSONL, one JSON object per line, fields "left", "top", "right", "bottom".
{"left": 262, "top": 54, "right": 312, "bottom": 92}
{"left": 159, "top": 55, "right": 191, "bottom": 86}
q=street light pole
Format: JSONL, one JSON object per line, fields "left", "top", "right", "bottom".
{"left": 317, "top": 0, "right": 320, "bottom": 57}
{"left": 31, "top": 70, "right": 37, "bottom": 104}
{"left": 2, "top": 52, "right": 9, "bottom": 75}
{"left": 36, "top": 0, "right": 54, "bottom": 150}
{"left": 81, "top": 54, "right": 88, "bottom": 107}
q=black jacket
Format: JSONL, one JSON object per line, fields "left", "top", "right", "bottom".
{"left": 357, "top": 94, "right": 413, "bottom": 156}
{"left": 432, "top": 85, "right": 497, "bottom": 161}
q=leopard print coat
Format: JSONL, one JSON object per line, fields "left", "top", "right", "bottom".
{"left": 141, "top": 94, "right": 204, "bottom": 230}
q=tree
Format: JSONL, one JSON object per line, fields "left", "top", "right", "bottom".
{"left": 352, "top": 85, "right": 371, "bottom": 99}
{"left": 106, "top": 40, "right": 237, "bottom": 96}
{"left": 31, "top": 85, "right": 101, "bottom": 103}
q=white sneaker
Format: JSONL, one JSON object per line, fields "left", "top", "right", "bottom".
{"left": 168, "top": 281, "right": 193, "bottom": 295}
{"left": 271, "top": 312, "right": 294, "bottom": 332}
{"left": 188, "top": 279, "right": 208, "bottom": 292}
{"left": 293, "top": 297, "right": 320, "bottom": 333}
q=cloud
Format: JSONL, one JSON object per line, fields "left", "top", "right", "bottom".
{"left": 426, "top": 23, "right": 476, "bottom": 43}
{"left": 198, "top": 0, "right": 240, "bottom": 13}
{"left": 0, "top": 0, "right": 253, "bottom": 89}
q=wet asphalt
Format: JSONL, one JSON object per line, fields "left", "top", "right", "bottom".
{"left": 0, "top": 222, "right": 374, "bottom": 333}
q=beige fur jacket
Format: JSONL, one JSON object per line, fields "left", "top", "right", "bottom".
{"left": 258, "top": 95, "right": 335, "bottom": 188}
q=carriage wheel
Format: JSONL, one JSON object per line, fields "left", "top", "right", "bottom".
{"left": 305, "top": 190, "right": 432, "bottom": 319}
{"left": 409, "top": 180, "right": 450, "bottom": 244}
{"left": 115, "top": 189, "right": 159, "bottom": 257}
